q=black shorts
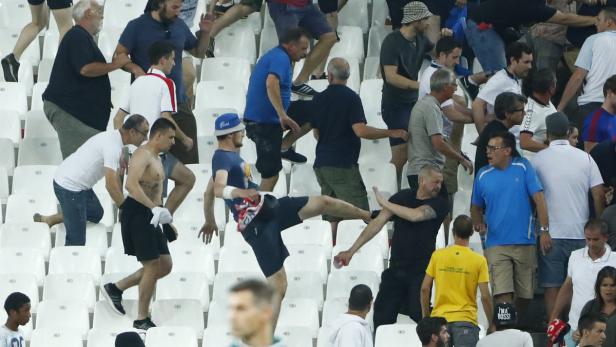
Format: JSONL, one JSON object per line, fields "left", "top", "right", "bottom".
{"left": 318, "top": 0, "right": 338, "bottom": 14}
{"left": 120, "top": 197, "right": 170, "bottom": 262}
{"left": 241, "top": 196, "right": 309, "bottom": 277}
{"left": 381, "top": 102, "right": 414, "bottom": 146}
{"left": 27, "top": 0, "right": 72, "bottom": 10}
{"left": 245, "top": 121, "right": 283, "bottom": 179}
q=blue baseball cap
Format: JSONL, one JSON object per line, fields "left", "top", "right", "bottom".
{"left": 214, "top": 113, "right": 245, "bottom": 136}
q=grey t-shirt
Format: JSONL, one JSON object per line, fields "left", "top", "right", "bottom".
{"left": 407, "top": 95, "right": 445, "bottom": 175}
{"left": 380, "top": 30, "right": 432, "bottom": 106}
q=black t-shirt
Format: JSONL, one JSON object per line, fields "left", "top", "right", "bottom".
{"left": 590, "top": 140, "right": 616, "bottom": 190}
{"left": 311, "top": 84, "right": 367, "bottom": 168}
{"left": 474, "top": 120, "right": 508, "bottom": 175}
{"left": 380, "top": 31, "right": 433, "bottom": 105}
{"left": 469, "top": 0, "right": 557, "bottom": 29}
{"left": 389, "top": 189, "right": 449, "bottom": 264}
{"left": 43, "top": 25, "right": 111, "bottom": 131}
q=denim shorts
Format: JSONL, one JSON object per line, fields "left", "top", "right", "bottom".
{"left": 267, "top": 1, "right": 333, "bottom": 40}
{"left": 448, "top": 322, "right": 480, "bottom": 347}
{"left": 464, "top": 19, "right": 507, "bottom": 72}
{"left": 538, "top": 238, "right": 586, "bottom": 288}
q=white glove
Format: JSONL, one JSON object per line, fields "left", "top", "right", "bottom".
{"left": 150, "top": 207, "right": 173, "bottom": 227}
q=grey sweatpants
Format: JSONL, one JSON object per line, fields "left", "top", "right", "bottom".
{"left": 43, "top": 100, "right": 101, "bottom": 158}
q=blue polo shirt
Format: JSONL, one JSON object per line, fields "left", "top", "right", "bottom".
{"left": 244, "top": 46, "right": 292, "bottom": 124}
{"left": 119, "top": 13, "right": 197, "bottom": 104}
{"left": 471, "top": 157, "right": 543, "bottom": 248}
{"left": 211, "top": 149, "right": 259, "bottom": 221}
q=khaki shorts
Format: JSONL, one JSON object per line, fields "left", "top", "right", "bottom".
{"left": 484, "top": 245, "right": 536, "bottom": 299}
{"left": 443, "top": 157, "right": 459, "bottom": 195}
{"left": 314, "top": 165, "right": 369, "bottom": 222}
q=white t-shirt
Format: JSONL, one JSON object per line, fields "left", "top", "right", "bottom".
{"left": 476, "top": 329, "right": 533, "bottom": 347}
{"left": 576, "top": 31, "right": 616, "bottom": 105}
{"left": 54, "top": 130, "right": 124, "bottom": 192}
{"left": 567, "top": 246, "right": 616, "bottom": 330}
{"left": 119, "top": 68, "right": 178, "bottom": 130}
{"left": 477, "top": 69, "right": 522, "bottom": 114}
{"left": 531, "top": 140, "right": 603, "bottom": 239}
{"left": 520, "top": 97, "right": 557, "bottom": 159}
{"left": 0, "top": 326, "right": 25, "bottom": 347}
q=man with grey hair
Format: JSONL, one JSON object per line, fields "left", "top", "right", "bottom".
{"left": 407, "top": 68, "right": 473, "bottom": 194}
{"left": 42, "top": 0, "right": 132, "bottom": 158}
{"left": 310, "top": 57, "right": 407, "bottom": 239}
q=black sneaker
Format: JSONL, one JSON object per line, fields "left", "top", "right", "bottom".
{"left": 311, "top": 72, "right": 327, "bottom": 80}
{"left": 281, "top": 148, "right": 307, "bottom": 163}
{"left": 102, "top": 283, "right": 126, "bottom": 315}
{"left": 1, "top": 54, "right": 19, "bottom": 82}
{"left": 214, "top": 1, "right": 233, "bottom": 16}
{"left": 133, "top": 317, "right": 157, "bottom": 330}
{"left": 291, "top": 83, "right": 317, "bottom": 97}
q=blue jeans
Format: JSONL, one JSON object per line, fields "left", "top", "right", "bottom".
{"left": 53, "top": 181, "right": 103, "bottom": 246}
{"left": 448, "top": 322, "right": 480, "bottom": 347}
{"left": 464, "top": 19, "right": 506, "bottom": 72}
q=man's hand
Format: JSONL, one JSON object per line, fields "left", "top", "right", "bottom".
{"left": 440, "top": 28, "right": 453, "bottom": 37}
{"left": 238, "top": 188, "right": 260, "bottom": 200}
{"left": 373, "top": 186, "right": 389, "bottom": 208}
{"left": 280, "top": 114, "right": 301, "bottom": 133}
{"left": 474, "top": 222, "right": 487, "bottom": 235}
{"left": 540, "top": 232, "right": 553, "bottom": 256}
{"left": 182, "top": 137, "right": 194, "bottom": 151}
{"left": 334, "top": 250, "right": 353, "bottom": 268}
{"left": 198, "top": 13, "right": 215, "bottom": 33}
{"left": 460, "top": 157, "right": 474, "bottom": 174}
{"left": 112, "top": 54, "right": 131, "bottom": 69}
{"left": 198, "top": 221, "right": 219, "bottom": 244}
{"left": 389, "top": 129, "right": 409, "bottom": 141}
{"left": 606, "top": 186, "right": 614, "bottom": 205}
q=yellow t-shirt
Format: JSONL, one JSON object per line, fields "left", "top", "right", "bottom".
{"left": 426, "top": 245, "right": 489, "bottom": 325}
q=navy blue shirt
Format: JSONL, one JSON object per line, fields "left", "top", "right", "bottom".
{"left": 119, "top": 13, "right": 197, "bottom": 104}
{"left": 311, "top": 84, "right": 367, "bottom": 168}
{"left": 211, "top": 149, "right": 259, "bottom": 220}
{"left": 244, "top": 46, "right": 292, "bottom": 124}
{"left": 43, "top": 25, "right": 111, "bottom": 131}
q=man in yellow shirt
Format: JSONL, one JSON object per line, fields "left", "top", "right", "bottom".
{"left": 421, "top": 215, "right": 493, "bottom": 347}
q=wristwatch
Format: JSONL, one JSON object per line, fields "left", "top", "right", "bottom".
{"left": 539, "top": 226, "right": 550, "bottom": 234}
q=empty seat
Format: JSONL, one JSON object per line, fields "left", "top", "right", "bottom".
{"left": 289, "top": 164, "right": 321, "bottom": 197}
{"left": 203, "top": 326, "right": 233, "bottom": 346}
{"left": 54, "top": 223, "right": 109, "bottom": 259}
{"left": 37, "top": 59, "right": 54, "bottom": 82}
{"left": 97, "top": 27, "right": 124, "bottom": 61}
{"left": 144, "top": 326, "right": 198, "bottom": 347}
{"left": 151, "top": 299, "right": 204, "bottom": 338}
{"left": 0, "top": 29, "right": 40, "bottom": 67}
{"left": 0, "top": 274, "right": 39, "bottom": 312}
{"left": 206, "top": 299, "right": 229, "bottom": 329}
{"left": 275, "top": 326, "right": 313, "bottom": 347}
{"left": 338, "top": 0, "right": 369, "bottom": 33}
{"left": 361, "top": 162, "right": 397, "bottom": 195}
{"left": 197, "top": 135, "right": 218, "bottom": 164}
{"left": 363, "top": 57, "right": 382, "bottom": 81}
{"left": 359, "top": 138, "right": 391, "bottom": 165}
{"left": 102, "top": 0, "right": 149, "bottom": 30}
{"left": 173, "top": 193, "right": 228, "bottom": 230}
{"left": 331, "top": 244, "right": 383, "bottom": 275}
{"left": 367, "top": 26, "right": 392, "bottom": 58}
{"left": 194, "top": 107, "right": 238, "bottom": 137}
{"left": 360, "top": 79, "right": 386, "bottom": 127}
{"left": 0, "top": 138, "right": 16, "bottom": 175}
{"left": 48, "top": 246, "right": 102, "bottom": 285}
{"left": 285, "top": 271, "right": 324, "bottom": 309}
{"left": 99, "top": 272, "right": 139, "bottom": 301}
{"left": 29, "top": 329, "right": 83, "bottom": 347}
{"left": 24, "top": 110, "right": 57, "bottom": 138}
{"left": 194, "top": 81, "right": 246, "bottom": 114}
{"left": 12, "top": 164, "right": 56, "bottom": 195}
{"left": 93, "top": 299, "right": 140, "bottom": 331}
{"left": 200, "top": 57, "right": 251, "bottom": 90}
{"left": 0, "top": 222, "right": 51, "bottom": 260}
{"left": 329, "top": 26, "right": 365, "bottom": 63}
{"left": 0, "top": 82, "right": 27, "bottom": 115}
{"left": 168, "top": 242, "right": 215, "bottom": 285}
{"left": 212, "top": 271, "right": 265, "bottom": 301}
{"left": 294, "top": 131, "right": 317, "bottom": 164}
{"left": 0, "top": 0, "right": 33, "bottom": 30}
{"left": 17, "top": 137, "right": 63, "bottom": 166}
{"left": 87, "top": 329, "right": 144, "bottom": 347}
{"left": 375, "top": 323, "right": 421, "bottom": 347}
{"left": 43, "top": 273, "right": 96, "bottom": 312}
{"left": 172, "top": 220, "right": 221, "bottom": 260}
{"left": 285, "top": 244, "right": 328, "bottom": 283}
{"left": 156, "top": 272, "right": 210, "bottom": 311}
{"left": 326, "top": 270, "right": 380, "bottom": 300}
{"left": 0, "top": 167, "right": 6, "bottom": 205}
{"left": 214, "top": 26, "right": 256, "bottom": 64}
{"left": 239, "top": 137, "right": 258, "bottom": 164}
{"left": 259, "top": 25, "right": 279, "bottom": 58}
{"left": 281, "top": 220, "right": 333, "bottom": 258}
{"left": 223, "top": 220, "right": 249, "bottom": 248}
{"left": 337, "top": 219, "right": 389, "bottom": 259}
{"left": 218, "top": 246, "right": 261, "bottom": 274}
{"left": 0, "top": 110, "right": 21, "bottom": 145}
{"left": 0, "top": 247, "right": 46, "bottom": 285}
{"left": 30, "top": 82, "right": 47, "bottom": 111}
{"left": 36, "top": 300, "right": 90, "bottom": 339}
{"left": 5, "top": 193, "right": 57, "bottom": 224}
{"left": 185, "top": 163, "right": 213, "bottom": 190}
{"left": 278, "top": 298, "right": 320, "bottom": 338}
{"left": 42, "top": 30, "right": 60, "bottom": 59}
{"left": 104, "top": 247, "right": 141, "bottom": 275}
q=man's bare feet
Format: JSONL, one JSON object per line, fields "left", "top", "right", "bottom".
{"left": 33, "top": 213, "right": 63, "bottom": 227}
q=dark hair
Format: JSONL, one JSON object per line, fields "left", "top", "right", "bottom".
{"left": 148, "top": 40, "right": 175, "bottom": 66}
{"left": 594, "top": 266, "right": 616, "bottom": 308}
{"left": 145, "top": 0, "right": 164, "bottom": 11}
{"left": 229, "top": 279, "right": 274, "bottom": 306}
{"left": 494, "top": 92, "right": 526, "bottom": 120}
{"left": 527, "top": 68, "right": 556, "bottom": 95}
{"left": 416, "top": 317, "right": 448, "bottom": 345}
{"left": 568, "top": 125, "right": 578, "bottom": 136}
{"left": 600, "top": 7, "right": 616, "bottom": 24}
{"left": 603, "top": 75, "right": 616, "bottom": 97}
{"left": 435, "top": 36, "right": 462, "bottom": 57}
{"left": 122, "top": 114, "right": 148, "bottom": 131}
{"left": 280, "top": 27, "right": 312, "bottom": 45}
{"left": 585, "top": 218, "right": 609, "bottom": 236}
{"left": 490, "top": 131, "right": 519, "bottom": 157}
{"left": 149, "top": 117, "right": 176, "bottom": 138}
{"left": 348, "top": 284, "right": 373, "bottom": 311}
{"left": 115, "top": 331, "right": 145, "bottom": 347}
{"left": 4, "top": 292, "right": 30, "bottom": 314}
{"left": 578, "top": 313, "right": 607, "bottom": 334}
{"left": 506, "top": 42, "right": 532, "bottom": 66}
{"left": 452, "top": 215, "right": 473, "bottom": 239}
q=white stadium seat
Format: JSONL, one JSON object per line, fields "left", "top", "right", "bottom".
{"left": 363, "top": 57, "right": 382, "bottom": 80}
{"left": 172, "top": 220, "right": 221, "bottom": 260}
{"left": 55, "top": 223, "right": 109, "bottom": 259}
{"left": 200, "top": 57, "right": 251, "bottom": 90}
{"left": 5, "top": 193, "right": 57, "bottom": 224}
{"left": 359, "top": 138, "right": 391, "bottom": 164}
{"left": 337, "top": 219, "right": 389, "bottom": 259}
{"left": 214, "top": 26, "right": 256, "bottom": 64}
{"left": 12, "top": 164, "right": 56, "bottom": 195}
{"left": 0, "top": 247, "right": 46, "bottom": 285}
{"left": 102, "top": 0, "right": 148, "bottom": 30}
{"left": 281, "top": 220, "right": 333, "bottom": 259}
{"left": 198, "top": 135, "right": 218, "bottom": 164}
{"left": 285, "top": 271, "right": 324, "bottom": 309}
{"left": 194, "top": 107, "right": 238, "bottom": 137}
{"left": 218, "top": 246, "right": 261, "bottom": 274}
{"left": 0, "top": 82, "right": 27, "bottom": 115}
{"left": 367, "top": 26, "right": 392, "bottom": 58}
{"left": 338, "top": 0, "right": 369, "bottom": 33}
{"left": 37, "top": 58, "right": 54, "bottom": 82}
{"left": 0, "top": 167, "right": 7, "bottom": 206}
{"left": 329, "top": 26, "right": 365, "bottom": 63}
{"left": 259, "top": 25, "right": 279, "bottom": 58}
{"left": 97, "top": 27, "right": 124, "bottom": 61}
{"left": 156, "top": 272, "right": 210, "bottom": 311}
{"left": 360, "top": 79, "right": 386, "bottom": 127}
{"left": 194, "top": 80, "right": 246, "bottom": 115}
{"left": 331, "top": 244, "right": 384, "bottom": 275}
{"left": 285, "top": 244, "right": 328, "bottom": 283}
{"left": 278, "top": 298, "right": 320, "bottom": 338}
{"left": 372, "top": 0, "right": 389, "bottom": 26}
{"left": 375, "top": 323, "right": 422, "bottom": 347}
{"left": 294, "top": 130, "right": 317, "bottom": 164}
{"left": 42, "top": 30, "right": 60, "bottom": 60}
{"left": 29, "top": 329, "right": 83, "bottom": 347}
{"left": 275, "top": 326, "right": 313, "bottom": 347}
{"left": 17, "top": 137, "right": 63, "bottom": 166}
{"left": 151, "top": 299, "right": 205, "bottom": 338}
{"left": 326, "top": 270, "right": 380, "bottom": 300}
{"left": 0, "top": 222, "right": 51, "bottom": 260}
{"left": 203, "top": 327, "right": 233, "bottom": 346}
{"left": 289, "top": 164, "right": 321, "bottom": 197}
{"left": 43, "top": 273, "right": 96, "bottom": 312}
{"left": 93, "top": 299, "right": 140, "bottom": 331}
{"left": 36, "top": 300, "right": 90, "bottom": 339}
{"left": 48, "top": 246, "right": 102, "bottom": 285}
{"left": 0, "top": 29, "right": 40, "bottom": 67}
{"left": 104, "top": 247, "right": 141, "bottom": 275}
{"left": 206, "top": 299, "right": 229, "bottom": 329}
{"left": 0, "top": 274, "right": 39, "bottom": 312}
{"left": 168, "top": 242, "right": 215, "bottom": 285}
{"left": 0, "top": 0, "right": 32, "bottom": 30}
{"left": 30, "top": 82, "right": 47, "bottom": 111}
{"left": 0, "top": 110, "right": 21, "bottom": 146}
{"left": 145, "top": 326, "right": 198, "bottom": 347}
{"left": 0, "top": 138, "right": 16, "bottom": 175}
{"left": 24, "top": 110, "right": 57, "bottom": 138}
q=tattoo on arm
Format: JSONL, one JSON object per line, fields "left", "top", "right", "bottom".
{"left": 418, "top": 205, "right": 437, "bottom": 221}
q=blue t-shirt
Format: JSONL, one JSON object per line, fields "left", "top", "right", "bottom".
{"left": 119, "top": 13, "right": 197, "bottom": 104}
{"left": 244, "top": 46, "right": 292, "bottom": 124}
{"left": 311, "top": 84, "right": 367, "bottom": 168}
{"left": 582, "top": 107, "right": 616, "bottom": 143}
{"left": 211, "top": 149, "right": 259, "bottom": 220}
{"left": 471, "top": 157, "right": 543, "bottom": 248}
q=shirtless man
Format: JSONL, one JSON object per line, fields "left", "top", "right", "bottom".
{"left": 200, "top": 113, "right": 373, "bottom": 328}
{"left": 101, "top": 118, "right": 180, "bottom": 331}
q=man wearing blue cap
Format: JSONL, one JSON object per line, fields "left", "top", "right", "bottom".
{"left": 200, "top": 113, "right": 372, "bottom": 327}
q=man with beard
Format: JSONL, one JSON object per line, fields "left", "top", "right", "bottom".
{"left": 114, "top": 0, "right": 212, "bottom": 164}
{"left": 334, "top": 165, "right": 449, "bottom": 330}
{"left": 416, "top": 317, "right": 450, "bottom": 347}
